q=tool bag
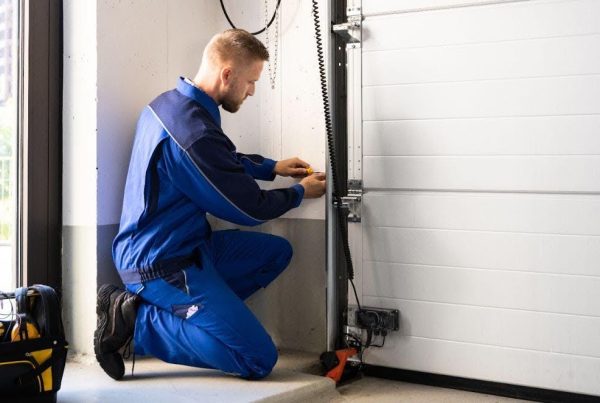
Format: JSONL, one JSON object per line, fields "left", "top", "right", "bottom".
{"left": 0, "top": 285, "right": 68, "bottom": 403}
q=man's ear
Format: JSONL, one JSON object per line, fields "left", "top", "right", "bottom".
{"left": 221, "top": 67, "right": 233, "bottom": 86}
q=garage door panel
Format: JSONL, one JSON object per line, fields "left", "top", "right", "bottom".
{"left": 362, "top": 262, "right": 600, "bottom": 317}
{"left": 363, "top": 0, "right": 600, "bottom": 51}
{"left": 363, "top": 0, "right": 520, "bottom": 16}
{"left": 364, "top": 34, "right": 600, "bottom": 87}
{"left": 363, "top": 116, "right": 600, "bottom": 156}
{"left": 362, "top": 227, "right": 600, "bottom": 277}
{"left": 363, "top": 76, "right": 600, "bottom": 121}
{"left": 353, "top": 0, "right": 600, "bottom": 395}
{"left": 359, "top": 312, "right": 600, "bottom": 396}
{"left": 363, "top": 193, "right": 600, "bottom": 235}
{"left": 362, "top": 297, "right": 600, "bottom": 358}
{"left": 363, "top": 155, "right": 600, "bottom": 192}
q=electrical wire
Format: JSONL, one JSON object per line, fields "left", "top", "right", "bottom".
{"left": 0, "top": 294, "right": 14, "bottom": 320}
{"left": 343, "top": 332, "right": 365, "bottom": 366}
{"left": 311, "top": 0, "right": 361, "bottom": 312}
{"left": 369, "top": 335, "right": 386, "bottom": 348}
{"left": 219, "top": 0, "right": 282, "bottom": 36}
{"left": 0, "top": 294, "right": 15, "bottom": 343}
{"left": 343, "top": 332, "right": 361, "bottom": 347}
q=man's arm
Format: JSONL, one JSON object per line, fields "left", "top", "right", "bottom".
{"left": 236, "top": 153, "right": 313, "bottom": 180}
{"left": 236, "top": 152, "right": 277, "bottom": 181}
{"left": 165, "top": 134, "right": 304, "bottom": 226}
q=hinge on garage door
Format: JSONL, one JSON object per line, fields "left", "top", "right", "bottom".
{"left": 334, "top": 180, "right": 362, "bottom": 222}
{"left": 332, "top": 6, "right": 362, "bottom": 43}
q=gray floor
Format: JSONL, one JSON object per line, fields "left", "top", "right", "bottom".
{"left": 59, "top": 351, "right": 528, "bottom": 402}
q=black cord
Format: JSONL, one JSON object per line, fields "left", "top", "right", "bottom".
{"left": 311, "top": 0, "right": 362, "bottom": 311}
{"left": 219, "top": 0, "right": 283, "bottom": 36}
{"left": 365, "top": 328, "right": 376, "bottom": 349}
{"left": 343, "top": 332, "right": 361, "bottom": 346}
{"left": 369, "top": 335, "right": 386, "bottom": 348}
{"left": 0, "top": 294, "right": 15, "bottom": 343}
{"left": 343, "top": 332, "right": 364, "bottom": 366}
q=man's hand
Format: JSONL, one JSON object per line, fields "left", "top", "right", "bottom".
{"left": 274, "top": 157, "right": 311, "bottom": 178}
{"left": 299, "top": 172, "right": 326, "bottom": 199}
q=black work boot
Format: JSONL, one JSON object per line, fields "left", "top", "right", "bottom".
{"left": 94, "top": 284, "right": 140, "bottom": 380}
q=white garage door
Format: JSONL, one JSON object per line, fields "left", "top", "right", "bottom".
{"left": 347, "top": 0, "right": 600, "bottom": 395}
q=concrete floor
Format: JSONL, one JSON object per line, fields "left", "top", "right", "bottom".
{"left": 335, "top": 377, "right": 528, "bottom": 403}
{"left": 59, "top": 351, "right": 528, "bottom": 402}
{"left": 60, "top": 352, "right": 336, "bottom": 403}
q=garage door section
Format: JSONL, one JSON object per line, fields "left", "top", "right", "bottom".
{"left": 348, "top": 0, "right": 600, "bottom": 396}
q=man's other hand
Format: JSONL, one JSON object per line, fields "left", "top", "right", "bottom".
{"left": 299, "top": 172, "right": 326, "bottom": 199}
{"left": 274, "top": 157, "right": 311, "bottom": 178}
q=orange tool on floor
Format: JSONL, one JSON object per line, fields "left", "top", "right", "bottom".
{"left": 323, "top": 347, "right": 358, "bottom": 383}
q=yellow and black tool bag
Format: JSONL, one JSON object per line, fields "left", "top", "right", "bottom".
{"left": 0, "top": 285, "right": 68, "bottom": 403}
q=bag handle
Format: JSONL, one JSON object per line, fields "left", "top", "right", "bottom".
{"left": 30, "top": 284, "right": 64, "bottom": 338}
{"left": 15, "top": 287, "right": 29, "bottom": 316}
{"left": 13, "top": 287, "right": 34, "bottom": 340}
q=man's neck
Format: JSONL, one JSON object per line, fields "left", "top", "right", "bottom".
{"left": 192, "top": 76, "right": 220, "bottom": 106}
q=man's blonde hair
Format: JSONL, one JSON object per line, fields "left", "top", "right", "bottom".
{"left": 207, "top": 29, "right": 269, "bottom": 65}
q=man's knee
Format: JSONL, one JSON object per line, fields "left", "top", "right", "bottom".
{"left": 271, "top": 235, "right": 293, "bottom": 269}
{"left": 243, "top": 338, "right": 278, "bottom": 379}
{"left": 257, "top": 236, "right": 292, "bottom": 288}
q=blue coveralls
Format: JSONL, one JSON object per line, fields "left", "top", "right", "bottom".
{"left": 112, "top": 77, "right": 305, "bottom": 379}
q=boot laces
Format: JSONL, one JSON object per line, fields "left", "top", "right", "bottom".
{"left": 122, "top": 335, "right": 136, "bottom": 376}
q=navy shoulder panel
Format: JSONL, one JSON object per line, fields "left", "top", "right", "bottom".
{"left": 148, "top": 89, "right": 221, "bottom": 150}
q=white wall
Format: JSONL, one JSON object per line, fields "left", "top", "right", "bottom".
{"left": 217, "top": 0, "right": 328, "bottom": 220}
{"left": 62, "top": 0, "right": 98, "bottom": 356}
{"left": 63, "top": 1, "right": 97, "bottom": 228}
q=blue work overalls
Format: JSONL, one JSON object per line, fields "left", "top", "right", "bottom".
{"left": 112, "top": 77, "right": 304, "bottom": 379}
